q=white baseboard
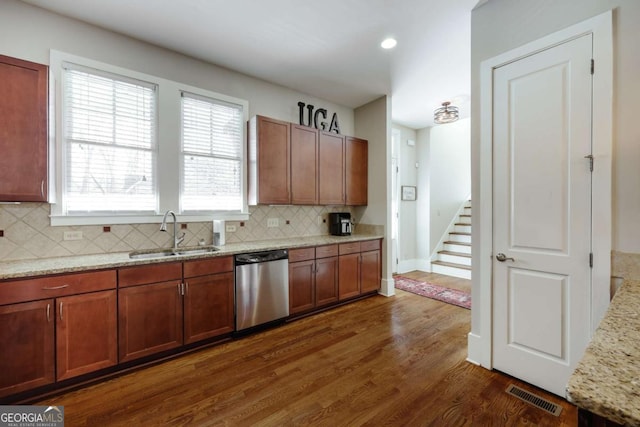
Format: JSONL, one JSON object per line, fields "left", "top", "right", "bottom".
{"left": 379, "top": 277, "right": 395, "bottom": 297}
{"left": 467, "top": 332, "right": 485, "bottom": 367}
{"left": 397, "top": 258, "right": 431, "bottom": 274}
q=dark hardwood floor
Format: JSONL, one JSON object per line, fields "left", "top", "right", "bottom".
{"left": 37, "top": 272, "right": 577, "bottom": 426}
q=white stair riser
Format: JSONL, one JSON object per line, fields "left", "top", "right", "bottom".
{"left": 454, "top": 225, "right": 472, "bottom": 233}
{"left": 444, "top": 243, "right": 471, "bottom": 254}
{"left": 431, "top": 263, "right": 472, "bottom": 280}
{"left": 448, "top": 234, "right": 471, "bottom": 243}
{"left": 439, "top": 253, "right": 472, "bottom": 265}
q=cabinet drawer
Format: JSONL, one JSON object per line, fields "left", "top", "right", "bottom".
{"left": 184, "top": 256, "right": 233, "bottom": 278}
{"left": 360, "top": 239, "right": 380, "bottom": 252}
{"left": 0, "top": 270, "right": 117, "bottom": 306}
{"left": 289, "top": 247, "right": 315, "bottom": 263}
{"left": 315, "top": 244, "right": 338, "bottom": 258}
{"left": 118, "top": 262, "right": 182, "bottom": 288}
{"left": 339, "top": 242, "right": 361, "bottom": 255}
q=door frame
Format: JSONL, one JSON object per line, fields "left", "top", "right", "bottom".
{"left": 468, "top": 10, "right": 612, "bottom": 368}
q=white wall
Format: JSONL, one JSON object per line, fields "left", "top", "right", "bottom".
{"left": 393, "top": 124, "right": 418, "bottom": 270}
{"left": 470, "top": 0, "right": 640, "bottom": 364}
{"left": 355, "top": 96, "right": 394, "bottom": 296}
{"left": 416, "top": 128, "right": 431, "bottom": 268}
{"left": 429, "top": 118, "right": 471, "bottom": 252}
{"left": 0, "top": 0, "right": 354, "bottom": 133}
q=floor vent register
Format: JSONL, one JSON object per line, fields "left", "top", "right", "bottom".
{"left": 505, "top": 384, "right": 562, "bottom": 417}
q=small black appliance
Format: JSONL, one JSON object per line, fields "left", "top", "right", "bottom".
{"left": 329, "top": 212, "right": 352, "bottom": 236}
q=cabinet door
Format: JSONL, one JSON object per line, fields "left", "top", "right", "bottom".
{"left": 289, "top": 260, "right": 315, "bottom": 314}
{"left": 315, "top": 256, "right": 339, "bottom": 307}
{"left": 338, "top": 253, "right": 361, "bottom": 300}
{"left": 360, "top": 251, "right": 381, "bottom": 294}
{"left": 118, "top": 281, "right": 183, "bottom": 362}
{"left": 291, "top": 124, "right": 318, "bottom": 204}
{"left": 184, "top": 272, "right": 234, "bottom": 344}
{"left": 345, "top": 136, "right": 368, "bottom": 206}
{"left": 0, "top": 55, "right": 48, "bottom": 202}
{"left": 56, "top": 290, "right": 117, "bottom": 381}
{"left": 318, "top": 131, "right": 345, "bottom": 205}
{"left": 250, "top": 115, "right": 290, "bottom": 204}
{"left": 0, "top": 300, "right": 54, "bottom": 398}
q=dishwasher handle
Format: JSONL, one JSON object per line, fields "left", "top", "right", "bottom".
{"left": 235, "top": 249, "right": 288, "bottom": 265}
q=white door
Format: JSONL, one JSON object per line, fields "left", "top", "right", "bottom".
{"left": 492, "top": 34, "right": 593, "bottom": 397}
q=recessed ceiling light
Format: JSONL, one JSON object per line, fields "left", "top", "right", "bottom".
{"left": 381, "top": 38, "right": 397, "bottom": 49}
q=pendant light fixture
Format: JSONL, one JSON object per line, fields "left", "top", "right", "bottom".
{"left": 434, "top": 101, "right": 459, "bottom": 124}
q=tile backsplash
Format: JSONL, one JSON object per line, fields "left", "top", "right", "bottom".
{"left": 0, "top": 203, "right": 356, "bottom": 262}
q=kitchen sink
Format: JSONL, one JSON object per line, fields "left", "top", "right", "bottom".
{"left": 129, "top": 246, "right": 219, "bottom": 260}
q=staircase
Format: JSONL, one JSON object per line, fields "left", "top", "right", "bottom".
{"left": 431, "top": 201, "right": 472, "bottom": 280}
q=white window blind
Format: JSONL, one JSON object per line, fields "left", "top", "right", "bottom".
{"left": 62, "top": 63, "right": 157, "bottom": 214}
{"left": 181, "top": 92, "right": 243, "bottom": 212}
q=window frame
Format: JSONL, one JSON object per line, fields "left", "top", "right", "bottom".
{"left": 49, "top": 51, "right": 249, "bottom": 226}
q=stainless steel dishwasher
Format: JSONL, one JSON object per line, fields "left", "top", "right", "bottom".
{"left": 235, "top": 249, "right": 289, "bottom": 332}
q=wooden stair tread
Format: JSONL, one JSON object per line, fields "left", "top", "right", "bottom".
{"left": 455, "top": 222, "right": 472, "bottom": 226}
{"left": 444, "top": 241, "right": 471, "bottom": 246}
{"left": 449, "top": 231, "right": 471, "bottom": 236}
{"left": 460, "top": 214, "right": 471, "bottom": 217}
{"left": 431, "top": 260, "right": 472, "bottom": 271}
{"left": 438, "top": 250, "right": 471, "bottom": 258}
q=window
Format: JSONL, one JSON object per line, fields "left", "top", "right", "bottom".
{"left": 62, "top": 63, "right": 157, "bottom": 214}
{"left": 181, "top": 92, "right": 243, "bottom": 212}
{"left": 50, "top": 51, "right": 249, "bottom": 225}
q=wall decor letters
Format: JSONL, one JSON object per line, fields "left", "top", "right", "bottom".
{"left": 297, "top": 101, "right": 341, "bottom": 134}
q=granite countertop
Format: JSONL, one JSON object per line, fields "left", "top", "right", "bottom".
{"left": 566, "top": 279, "right": 640, "bottom": 425}
{"left": 0, "top": 234, "right": 383, "bottom": 281}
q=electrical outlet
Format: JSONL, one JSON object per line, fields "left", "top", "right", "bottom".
{"left": 225, "top": 225, "right": 237, "bottom": 233}
{"left": 63, "top": 231, "right": 83, "bottom": 241}
{"left": 267, "top": 218, "right": 279, "bottom": 228}
{"left": 317, "top": 216, "right": 323, "bottom": 226}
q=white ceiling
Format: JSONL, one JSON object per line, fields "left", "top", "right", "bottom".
{"left": 21, "top": 0, "right": 477, "bottom": 129}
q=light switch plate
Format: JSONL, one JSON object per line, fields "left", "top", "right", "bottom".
{"left": 225, "top": 225, "right": 237, "bottom": 233}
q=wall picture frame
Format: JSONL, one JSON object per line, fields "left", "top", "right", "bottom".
{"left": 401, "top": 185, "right": 416, "bottom": 201}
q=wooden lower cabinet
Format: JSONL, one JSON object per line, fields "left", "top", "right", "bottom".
{"left": 289, "top": 259, "right": 316, "bottom": 315}
{"left": 0, "top": 300, "right": 54, "bottom": 397}
{"left": 338, "top": 240, "right": 381, "bottom": 300}
{"left": 315, "top": 256, "right": 339, "bottom": 307}
{"left": 289, "top": 246, "right": 339, "bottom": 315}
{"left": 360, "top": 250, "right": 381, "bottom": 294}
{"left": 184, "top": 272, "right": 234, "bottom": 344}
{"left": 338, "top": 253, "right": 361, "bottom": 300}
{"left": 118, "top": 281, "right": 183, "bottom": 363}
{"left": 56, "top": 290, "right": 117, "bottom": 381}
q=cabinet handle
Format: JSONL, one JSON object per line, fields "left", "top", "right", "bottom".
{"left": 42, "top": 284, "right": 69, "bottom": 290}
{"left": 41, "top": 180, "right": 45, "bottom": 198}
{"left": 184, "top": 282, "right": 188, "bottom": 295}
{"left": 59, "top": 302, "right": 63, "bottom": 321}
{"left": 177, "top": 283, "right": 181, "bottom": 295}
{"left": 46, "top": 303, "right": 51, "bottom": 323}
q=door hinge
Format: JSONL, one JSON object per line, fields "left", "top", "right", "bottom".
{"left": 590, "top": 59, "right": 594, "bottom": 75}
{"left": 584, "top": 154, "right": 594, "bottom": 172}
{"left": 589, "top": 252, "right": 593, "bottom": 268}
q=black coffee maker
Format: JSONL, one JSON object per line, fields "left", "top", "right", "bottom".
{"left": 329, "top": 212, "right": 352, "bottom": 236}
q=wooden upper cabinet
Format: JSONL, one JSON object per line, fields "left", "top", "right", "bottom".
{"left": 0, "top": 55, "right": 48, "bottom": 202}
{"left": 345, "top": 136, "right": 368, "bottom": 206}
{"left": 291, "top": 124, "right": 318, "bottom": 204}
{"left": 248, "top": 114, "right": 368, "bottom": 206}
{"left": 249, "top": 115, "right": 291, "bottom": 205}
{"left": 319, "top": 131, "right": 345, "bottom": 205}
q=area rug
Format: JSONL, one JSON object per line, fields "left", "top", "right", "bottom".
{"left": 393, "top": 276, "right": 471, "bottom": 309}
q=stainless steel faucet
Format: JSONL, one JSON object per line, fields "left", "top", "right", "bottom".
{"left": 160, "top": 210, "right": 185, "bottom": 252}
